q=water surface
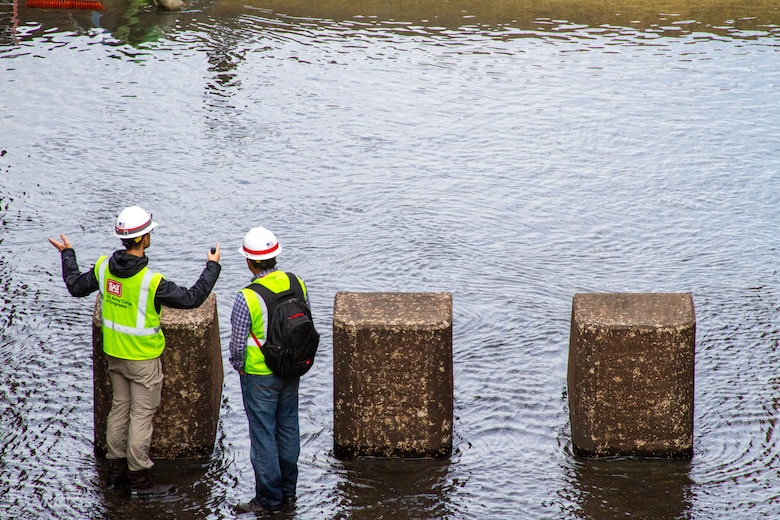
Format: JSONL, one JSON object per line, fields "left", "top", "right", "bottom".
{"left": 2, "top": 0, "right": 780, "bottom": 518}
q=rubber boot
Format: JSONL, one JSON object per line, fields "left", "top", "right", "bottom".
{"left": 106, "top": 458, "right": 129, "bottom": 489}
{"left": 128, "top": 469, "right": 175, "bottom": 498}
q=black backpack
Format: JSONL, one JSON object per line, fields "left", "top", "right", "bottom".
{"left": 246, "top": 272, "right": 319, "bottom": 378}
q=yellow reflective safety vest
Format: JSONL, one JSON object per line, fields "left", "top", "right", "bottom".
{"left": 94, "top": 256, "right": 165, "bottom": 360}
{"left": 242, "top": 270, "right": 308, "bottom": 375}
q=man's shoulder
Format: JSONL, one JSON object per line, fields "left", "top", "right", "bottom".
{"left": 231, "top": 290, "right": 251, "bottom": 313}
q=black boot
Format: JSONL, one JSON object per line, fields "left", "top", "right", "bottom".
{"left": 128, "top": 469, "right": 175, "bottom": 498}
{"left": 106, "top": 458, "right": 128, "bottom": 489}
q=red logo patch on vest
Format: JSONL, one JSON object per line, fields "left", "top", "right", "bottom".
{"left": 107, "top": 280, "right": 122, "bottom": 297}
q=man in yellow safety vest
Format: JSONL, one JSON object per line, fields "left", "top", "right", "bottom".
{"left": 229, "top": 226, "right": 312, "bottom": 514}
{"left": 49, "top": 205, "right": 221, "bottom": 498}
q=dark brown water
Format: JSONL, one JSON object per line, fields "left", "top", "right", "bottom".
{"left": 2, "top": 1, "right": 780, "bottom": 518}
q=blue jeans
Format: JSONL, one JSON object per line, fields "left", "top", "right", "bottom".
{"left": 240, "top": 373, "right": 300, "bottom": 509}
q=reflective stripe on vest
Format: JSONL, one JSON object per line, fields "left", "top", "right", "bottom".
{"left": 95, "top": 256, "right": 164, "bottom": 360}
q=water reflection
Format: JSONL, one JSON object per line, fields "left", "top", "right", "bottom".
{"left": 4, "top": 0, "right": 780, "bottom": 48}
{"left": 97, "top": 458, "right": 220, "bottom": 519}
{"left": 334, "top": 457, "right": 454, "bottom": 519}
{"left": 570, "top": 457, "right": 693, "bottom": 520}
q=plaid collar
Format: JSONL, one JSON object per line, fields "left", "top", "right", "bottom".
{"left": 252, "top": 267, "right": 277, "bottom": 282}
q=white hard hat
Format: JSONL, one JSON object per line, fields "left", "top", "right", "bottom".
{"left": 114, "top": 206, "right": 159, "bottom": 239}
{"left": 239, "top": 227, "right": 282, "bottom": 260}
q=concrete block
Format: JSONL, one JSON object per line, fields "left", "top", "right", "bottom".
{"left": 567, "top": 292, "right": 695, "bottom": 458}
{"left": 333, "top": 292, "right": 453, "bottom": 458}
{"left": 92, "top": 292, "right": 222, "bottom": 459}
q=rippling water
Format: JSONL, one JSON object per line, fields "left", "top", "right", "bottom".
{"left": 2, "top": 0, "right": 780, "bottom": 518}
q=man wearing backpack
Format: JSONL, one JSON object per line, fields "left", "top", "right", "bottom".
{"left": 229, "top": 226, "right": 316, "bottom": 514}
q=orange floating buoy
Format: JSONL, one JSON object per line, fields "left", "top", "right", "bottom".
{"left": 27, "top": 0, "right": 104, "bottom": 9}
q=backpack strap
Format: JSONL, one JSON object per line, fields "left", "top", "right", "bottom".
{"left": 245, "top": 272, "right": 304, "bottom": 317}
{"left": 284, "top": 272, "right": 305, "bottom": 302}
{"left": 245, "top": 273, "right": 308, "bottom": 349}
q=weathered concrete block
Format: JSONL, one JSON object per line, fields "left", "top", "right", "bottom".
{"left": 333, "top": 292, "right": 453, "bottom": 458}
{"left": 568, "top": 293, "right": 695, "bottom": 458}
{"left": 92, "top": 292, "right": 222, "bottom": 459}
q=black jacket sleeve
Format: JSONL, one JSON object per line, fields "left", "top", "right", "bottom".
{"left": 154, "top": 261, "right": 221, "bottom": 309}
{"left": 60, "top": 249, "right": 99, "bottom": 297}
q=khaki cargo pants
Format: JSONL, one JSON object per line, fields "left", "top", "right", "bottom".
{"left": 105, "top": 355, "right": 164, "bottom": 472}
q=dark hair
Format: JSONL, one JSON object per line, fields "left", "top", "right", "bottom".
{"left": 250, "top": 258, "right": 277, "bottom": 270}
{"left": 121, "top": 235, "right": 145, "bottom": 250}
